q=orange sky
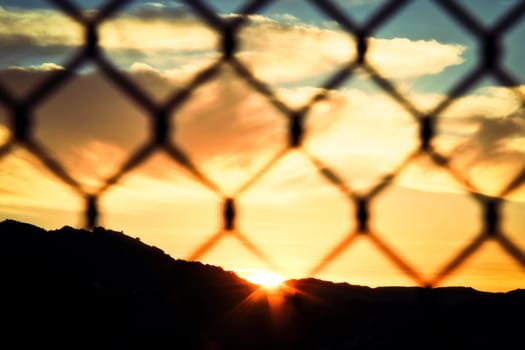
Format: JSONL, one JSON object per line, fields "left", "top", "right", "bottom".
{"left": 0, "top": 1, "right": 524, "bottom": 293}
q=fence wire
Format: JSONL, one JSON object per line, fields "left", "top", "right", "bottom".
{"left": 0, "top": 0, "right": 524, "bottom": 288}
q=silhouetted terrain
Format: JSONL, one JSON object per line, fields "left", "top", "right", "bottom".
{"left": 1, "top": 219, "right": 523, "bottom": 349}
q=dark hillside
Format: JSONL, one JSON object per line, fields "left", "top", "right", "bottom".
{"left": 1, "top": 220, "right": 523, "bottom": 349}
{"left": 0, "top": 220, "right": 255, "bottom": 348}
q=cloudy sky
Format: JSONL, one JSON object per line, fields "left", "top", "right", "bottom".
{"left": 0, "top": 0, "right": 524, "bottom": 292}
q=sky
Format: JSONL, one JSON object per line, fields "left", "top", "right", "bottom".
{"left": 0, "top": 0, "right": 524, "bottom": 292}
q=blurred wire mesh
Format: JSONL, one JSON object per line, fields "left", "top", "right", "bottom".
{"left": 0, "top": 0, "right": 524, "bottom": 288}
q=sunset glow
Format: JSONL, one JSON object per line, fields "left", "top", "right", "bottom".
{"left": 243, "top": 270, "right": 286, "bottom": 288}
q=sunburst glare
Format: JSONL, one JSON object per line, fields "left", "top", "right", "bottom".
{"left": 242, "top": 269, "right": 286, "bottom": 289}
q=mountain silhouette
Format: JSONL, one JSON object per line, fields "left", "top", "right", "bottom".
{"left": 1, "top": 219, "right": 523, "bottom": 349}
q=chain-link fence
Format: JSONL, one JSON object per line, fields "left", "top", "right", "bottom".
{"left": 0, "top": 0, "right": 524, "bottom": 289}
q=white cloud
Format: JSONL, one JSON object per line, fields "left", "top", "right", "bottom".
{"left": 367, "top": 37, "right": 465, "bottom": 78}
{"left": 236, "top": 16, "right": 465, "bottom": 83}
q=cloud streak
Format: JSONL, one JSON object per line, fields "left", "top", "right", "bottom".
{"left": 1, "top": 6, "right": 465, "bottom": 84}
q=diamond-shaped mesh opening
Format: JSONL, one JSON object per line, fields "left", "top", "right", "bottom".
{"left": 236, "top": 1, "right": 357, "bottom": 107}
{"left": 99, "top": 0, "right": 220, "bottom": 102}
{"left": 371, "top": 0, "right": 479, "bottom": 114}
{"left": 101, "top": 150, "right": 222, "bottom": 258}
{"left": 172, "top": 64, "right": 287, "bottom": 195}
{"left": 373, "top": 178, "right": 481, "bottom": 282}
{"left": 33, "top": 64, "right": 149, "bottom": 193}
{"left": 238, "top": 151, "right": 354, "bottom": 278}
{"left": 303, "top": 78, "right": 419, "bottom": 192}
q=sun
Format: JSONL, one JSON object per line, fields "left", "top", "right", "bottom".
{"left": 244, "top": 270, "right": 286, "bottom": 289}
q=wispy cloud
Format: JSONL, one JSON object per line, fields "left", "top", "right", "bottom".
{"left": 1, "top": 6, "right": 465, "bottom": 84}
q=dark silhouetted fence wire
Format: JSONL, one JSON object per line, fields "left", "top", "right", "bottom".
{"left": 0, "top": 0, "right": 524, "bottom": 288}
